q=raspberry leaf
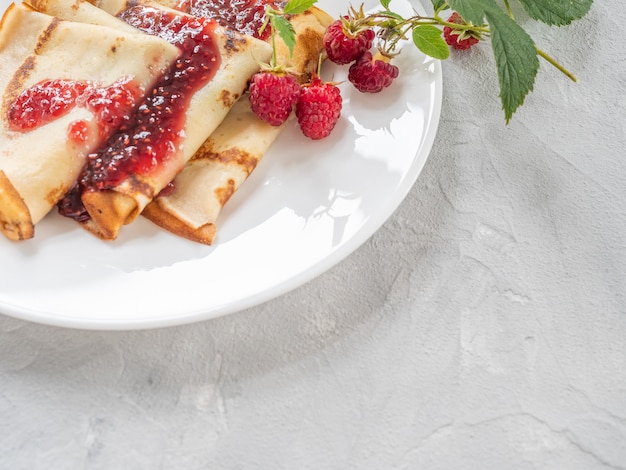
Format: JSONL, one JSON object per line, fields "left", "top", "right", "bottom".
{"left": 380, "top": 0, "right": 391, "bottom": 9}
{"left": 445, "top": 0, "right": 491, "bottom": 25}
{"left": 272, "top": 15, "right": 297, "bottom": 56}
{"left": 264, "top": 0, "right": 317, "bottom": 60}
{"left": 412, "top": 25, "right": 450, "bottom": 60}
{"left": 282, "top": 0, "right": 317, "bottom": 16}
{"left": 485, "top": 6, "right": 539, "bottom": 122}
{"left": 379, "top": 10, "right": 405, "bottom": 21}
{"left": 515, "top": 0, "right": 592, "bottom": 26}
{"left": 430, "top": 0, "right": 447, "bottom": 13}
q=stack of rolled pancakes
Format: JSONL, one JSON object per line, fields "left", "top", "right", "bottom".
{"left": 0, "top": 0, "right": 333, "bottom": 244}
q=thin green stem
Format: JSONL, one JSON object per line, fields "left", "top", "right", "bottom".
{"left": 271, "top": 23, "right": 277, "bottom": 68}
{"left": 367, "top": 13, "right": 490, "bottom": 34}
{"left": 438, "top": 20, "right": 490, "bottom": 34}
{"left": 503, "top": 0, "right": 515, "bottom": 19}
{"left": 536, "top": 47, "right": 577, "bottom": 82}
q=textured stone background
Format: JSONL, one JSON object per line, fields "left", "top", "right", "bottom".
{"left": 2, "top": 0, "right": 625, "bottom": 468}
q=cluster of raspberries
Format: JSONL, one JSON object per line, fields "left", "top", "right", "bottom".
{"left": 249, "top": 72, "right": 342, "bottom": 140}
{"left": 248, "top": 18, "right": 400, "bottom": 141}
{"left": 249, "top": 11, "right": 478, "bottom": 140}
{"left": 324, "top": 18, "right": 399, "bottom": 94}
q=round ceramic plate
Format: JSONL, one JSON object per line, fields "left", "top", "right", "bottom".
{"left": 0, "top": 0, "right": 442, "bottom": 329}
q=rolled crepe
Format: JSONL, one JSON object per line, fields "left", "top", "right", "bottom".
{"left": 0, "top": 2, "right": 179, "bottom": 241}
{"left": 143, "top": 6, "right": 334, "bottom": 244}
{"left": 47, "top": 0, "right": 273, "bottom": 240}
{"left": 143, "top": 97, "right": 284, "bottom": 244}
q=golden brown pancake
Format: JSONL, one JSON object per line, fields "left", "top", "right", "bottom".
{"left": 143, "top": 5, "right": 333, "bottom": 244}
{"left": 143, "top": 97, "right": 284, "bottom": 244}
{"left": 0, "top": 2, "right": 178, "bottom": 240}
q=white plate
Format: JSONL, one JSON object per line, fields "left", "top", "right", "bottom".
{"left": 0, "top": 0, "right": 442, "bottom": 330}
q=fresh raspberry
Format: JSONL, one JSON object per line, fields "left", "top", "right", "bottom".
{"left": 323, "top": 18, "right": 375, "bottom": 65}
{"left": 443, "top": 12, "right": 480, "bottom": 50}
{"left": 348, "top": 51, "right": 399, "bottom": 93}
{"left": 295, "top": 76, "right": 342, "bottom": 140}
{"left": 248, "top": 72, "right": 301, "bottom": 126}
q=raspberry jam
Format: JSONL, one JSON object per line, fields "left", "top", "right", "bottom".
{"left": 8, "top": 79, "right": 87, "bottom": 132}
{"left": 67, "top": 120, "right": 90, "bottom": 143}
{"left": 175, "top": 0, "right": 277, "bottom": 39}
{"left": 7, "top": 77, "right": 142, "bottom": 144}
{"left": 58, "top": 6, "right": 221, "bottom": 222}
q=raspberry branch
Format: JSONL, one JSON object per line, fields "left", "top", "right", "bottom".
{"left": 253, "top": 0, "right": 592, "bottom": 138}
{"left": 321, "top": 0, "right": 593, "bottom": 122}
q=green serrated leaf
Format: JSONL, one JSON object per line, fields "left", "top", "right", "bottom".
{"left": 430, "top": 0, "right": 447, "bottom": 13}
{"left": 516, "top": 0, "right": 592, "bottom": 26}
{"left": 379, "top": 10, "right": 405, "bottom": 21}
{"left": 445, "top": 0, "right": 493, "bottom": 25}
{"left": 272, "top": 15, "right": 297, "bottom": 56}
{"left": 381, "top": 0, "right": 391, "bottom": 9}
{"left": 485, "top": 6, "right": 539, "bottom": 122}
{"left": 412, "top": 24, "right": 450, "bottom": 60}
{"left": 282, "top": 0, "right": 317, "bottom": 16}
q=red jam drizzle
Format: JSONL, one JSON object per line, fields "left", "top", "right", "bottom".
{"left": 7, "top": 77, "right": 141, "bottom": 145}
{"left": 58, "top": 6, "right": 221, "bottom": 222}
{"left": 67, "top": 120, "right": 90, "bottom": 143}
{"left": 8, "top": 79, "right": 88, "bottom": 132}
{"left": 175, "top": 0, "right": 277, "bottom": 40}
